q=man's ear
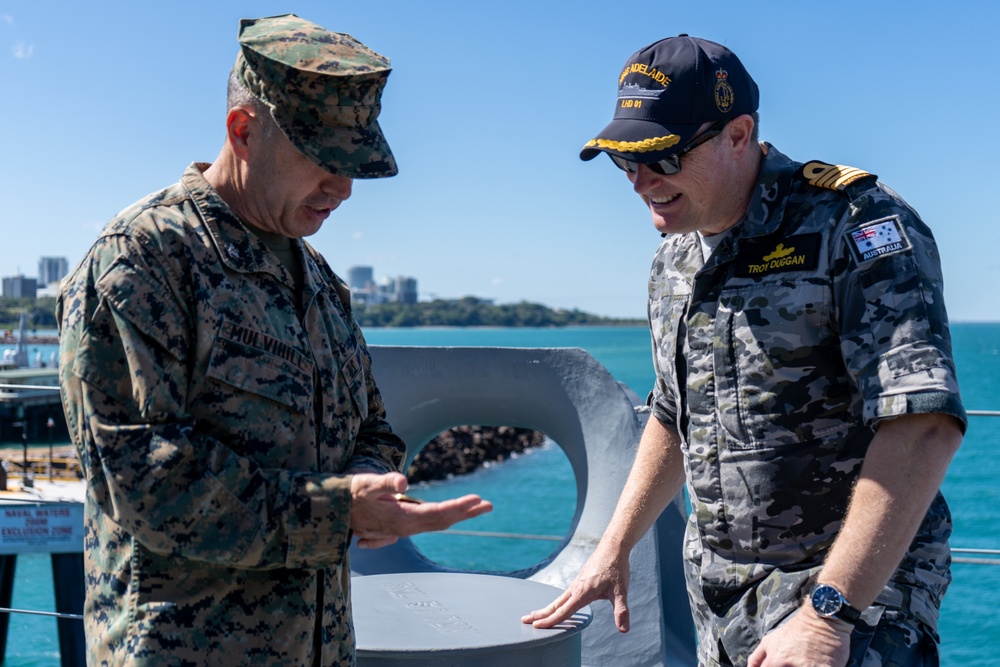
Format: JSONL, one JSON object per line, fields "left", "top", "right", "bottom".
{"left": 226, "top": 108, "right": 253, "bottom": 161}
{"left": 725, "top": 114, "right": 755, "bottom": 153}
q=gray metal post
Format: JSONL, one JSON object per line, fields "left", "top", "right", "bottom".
{"left": 0, "top": 555, "right": 15, "bottom": 663}
{"left": 51, "top": 552, "right": 86, "bottom": 667}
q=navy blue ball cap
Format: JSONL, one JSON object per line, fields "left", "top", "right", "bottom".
{"left": 581, "top": 35, "right": 759, "bottom": 162}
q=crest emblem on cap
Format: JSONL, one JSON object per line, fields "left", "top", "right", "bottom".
{"left": 714, "top": 68, "right": 735, "bottom": 113}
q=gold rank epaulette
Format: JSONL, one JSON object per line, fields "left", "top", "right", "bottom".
{"left": 797, "top": 160, "right": 875, "bottom": 192}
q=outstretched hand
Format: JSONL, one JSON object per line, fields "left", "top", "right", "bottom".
{"left": 349, "top": 472, "right": 493, "bottom": 549}
{"left": 520, "top": 543, "right": 632, "bottom": 632}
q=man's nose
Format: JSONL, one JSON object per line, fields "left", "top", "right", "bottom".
{"left": 630, "top": 164, "right": 664, "bottom": 194}
{"left": 323, "top": 173, "right": 353, "bottom": 200}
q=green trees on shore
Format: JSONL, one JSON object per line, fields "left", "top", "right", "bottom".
{"left": 0, "top": 296, "right": 57, "bottom": 331}
{"left": 0, "top": 295, "right": 642, "bottom": 330}
{"left": 352, "top": 297, "right": 641, "bottom": 328}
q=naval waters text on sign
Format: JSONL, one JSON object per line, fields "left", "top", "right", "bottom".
{"left": 0, "top": 504, "right": 84, "bottom": 554}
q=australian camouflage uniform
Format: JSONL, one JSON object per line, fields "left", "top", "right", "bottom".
{"left": 57, "top": 163, "right": 405, "bottom": 666}
{"left": 647, "top": 144, "right": 967, "bottom": 667}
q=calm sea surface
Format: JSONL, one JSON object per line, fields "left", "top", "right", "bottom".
{"left": 2, "top": 323, "right": 997, "bottom": 665}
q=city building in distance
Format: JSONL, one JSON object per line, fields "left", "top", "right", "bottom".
{"left": 2, "top": 256, "right": 70, "bottom": 300}
{"left": 1, "top": 274, "right": 38, "bottom": 300}
{"left": 38, "top": 257, "right": 69, "bottom": 288}
{"left": 346, "top": 265, "right": 418, "bottom": 306}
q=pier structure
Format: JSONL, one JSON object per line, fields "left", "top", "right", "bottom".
{"left": 0, "top": 480, "right": 85, "bottom": 667}
{"left": 0, "top": 333, "right": 60, "bottom": 347}
{"left": 0, "top": 368, "right": 67, "bottom": 444}
{"left": 0, "top": 359, "right": 85, "bottom": 667}
{"left": 0, "top": 310, "right": 58, "bottom": 349}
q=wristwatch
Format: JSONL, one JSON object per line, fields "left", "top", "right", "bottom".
{"left": 809, "top": 584, "right": 862, "bottom": 624}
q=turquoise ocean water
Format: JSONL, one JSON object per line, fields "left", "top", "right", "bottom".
{"left": 2, "top": 323, "right": 997, "bottom": 665}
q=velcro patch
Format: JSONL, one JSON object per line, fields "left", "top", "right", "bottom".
{"left": 848, "top": 216, "right": 910, "bottom": 263}
{"left": 798, "top": 161, "right": 873, "bottom": 191}
{"left": 733, "top": 234, "right": 822, "bottom": 278}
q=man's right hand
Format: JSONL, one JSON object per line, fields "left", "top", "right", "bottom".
{"left": 522, "top": 418, "right": 683, "bottom": 633}
{"left": 520, "top": 543, "right": 632, "bottom": 632}
{"left": 349, "top": 472, "right": 492, "bottom": 549}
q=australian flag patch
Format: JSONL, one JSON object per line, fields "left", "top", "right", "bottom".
{"left": 848, "top": 216, "right": 909, "bottom": 263}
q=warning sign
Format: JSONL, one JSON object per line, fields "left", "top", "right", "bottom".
{"left": 0, "top": 504, "right": 83, "bottom": 554}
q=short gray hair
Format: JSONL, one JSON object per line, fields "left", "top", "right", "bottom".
{"left": 227, "top": 68, "right": 280, "bottom": 138}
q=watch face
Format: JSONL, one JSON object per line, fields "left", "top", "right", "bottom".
{"left": 811, "top": 585, "right": 843, "bottom": 617}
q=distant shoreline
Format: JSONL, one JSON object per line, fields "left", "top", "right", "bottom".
{"left": 365, "top": 322, "right": 647, "bottom": 329}
{"left": 1, "top": 323, "right": 649, "bottom": 342}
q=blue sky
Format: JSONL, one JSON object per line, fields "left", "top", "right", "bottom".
{"left": 1, "top": 1, "right": 997, "bottom": 321}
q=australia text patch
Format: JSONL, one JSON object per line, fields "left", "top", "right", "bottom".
{"left": 848, "top": 216, "right": 909, "bottom": 263}
{"left": 734, "top": 234, "right": 821, "bottom": 278}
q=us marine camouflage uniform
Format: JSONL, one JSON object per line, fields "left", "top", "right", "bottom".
{"left": 57, "top": 163, "right": 404, "bottom": 666}
{"left": 647, "top": 144, "right": 966, "bottom": 667}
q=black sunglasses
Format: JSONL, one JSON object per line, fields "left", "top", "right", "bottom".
{"left": 608, "top": 118, "right": 730, "bottom": 176}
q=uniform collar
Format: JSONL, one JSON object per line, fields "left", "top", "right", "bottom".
{"left": 735, "top": 143, "right": 796, "bottom": 240}
{"left": 181, "top": 163, "right": 287, "bottom": 280}
{"left": 675, "top": 143, "right": 796, "bottom": 255}
{"left": 679, "top": 144, "right": 798, "bottom": 277}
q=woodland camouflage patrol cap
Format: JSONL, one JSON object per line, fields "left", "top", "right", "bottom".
{"left": 236, "top": 14, "right": 397, "bottom": 178}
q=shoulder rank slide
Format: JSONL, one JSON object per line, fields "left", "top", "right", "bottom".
{"left": 798, "top": 161, "right": 874, "bottom": 191}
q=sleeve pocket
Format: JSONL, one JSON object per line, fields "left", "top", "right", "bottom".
{"left": 856, "top": 254, "right": 936, "bottom": 379}
{"left": 96, "top": 255, "right": 188, "bottom": 353}
{"left": 339, "top": 347, "right": 369, "bottom": 422}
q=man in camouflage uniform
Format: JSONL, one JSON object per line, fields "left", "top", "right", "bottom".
{"left": 524, "top": 36, "right": 965, "bottom": 667}
{"left": 57, "top": 14, "right": 491, "bottom": 667}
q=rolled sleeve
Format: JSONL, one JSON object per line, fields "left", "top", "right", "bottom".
{"left": 835, "top": 204, "right": 966, "bottom": 433}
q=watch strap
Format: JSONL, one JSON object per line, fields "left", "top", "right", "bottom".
{"left": 834, "top": 599, "right": 862, "bottom": 624}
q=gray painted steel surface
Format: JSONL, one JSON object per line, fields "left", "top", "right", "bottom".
{"left": 353, "top": 572, "right": 591, "bottom": 666}
{"left": 351, "top": 346, "right": 696, "bottom": 667}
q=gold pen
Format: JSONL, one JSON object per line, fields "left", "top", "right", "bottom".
{"left": 393, "top": 493, "right": 424, "bottom": 504}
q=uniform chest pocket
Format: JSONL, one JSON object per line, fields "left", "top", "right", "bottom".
{"left": 206, "top": 324, "right": 313, "bottom": 415}
{"left": 714, "top": 281, "right": 851, "bottom": 448}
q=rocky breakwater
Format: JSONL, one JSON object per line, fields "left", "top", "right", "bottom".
{"left": 407, "top": 425, "right": 546, "bottom": 483}
{"left": 1, "top": 429, "right": 547, "bottom": 486}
